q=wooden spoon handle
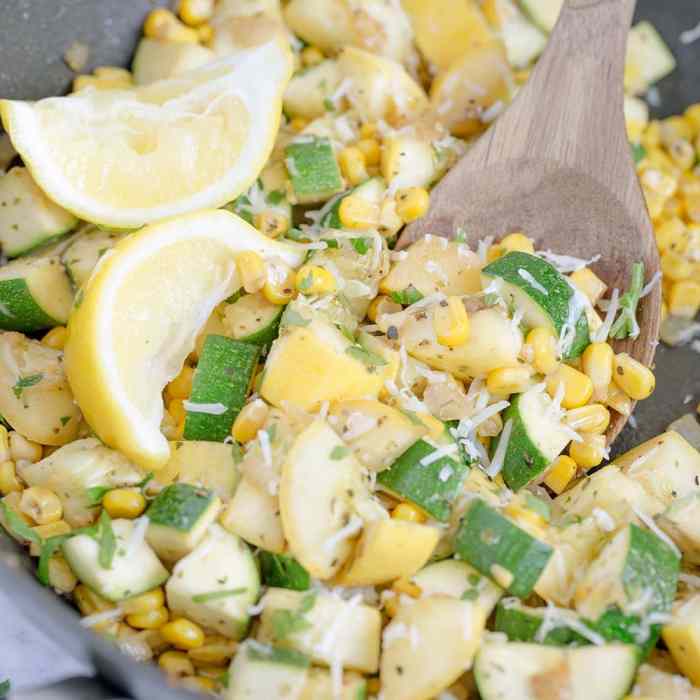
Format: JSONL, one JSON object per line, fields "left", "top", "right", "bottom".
{"left": 482, "top": 0, "right": 637, "bottom": 177}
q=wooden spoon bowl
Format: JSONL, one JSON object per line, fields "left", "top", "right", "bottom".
{"left": 397, "top": 0, "right": 660, "bottom": 446}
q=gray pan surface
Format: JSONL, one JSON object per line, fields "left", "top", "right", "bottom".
{"left": 1, "top": 1, "right": 699, "bottom": 697}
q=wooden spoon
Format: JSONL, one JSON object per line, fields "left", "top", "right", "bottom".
{"left": 397, "top": 0, "right": 660, "bottom": 445}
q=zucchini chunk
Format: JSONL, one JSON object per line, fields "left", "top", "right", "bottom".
{"left": 183, "top": 335, "right": 260, "bottom": 442}
{"left": 61, "top": 226, "right": 126, "bottom": 288}
{"left": 474, "top": 641, "right": 638, "bottom": 700}
{"left": 0, "top": 256, "right": 73, "bottom": 332}
{"left": 166, "top": 525, "right": 260, "bottom": 640}
{"left": 454, "top": 498, "right": 553, "bottom": 597}
{"left": 380, "top": 597, "right": 484, "bottom": 700}
{"left": 222, "top": 293, "right": 283, "bottom": 348}
{"left": 145, "top": 483, "right": 221, "bottom": 564}
{"left": 0, "top": 167, "right": 78, "bottom": 258}
{"left": 63, "top": 518, "right": 168, "bottom": 602}
{"left": 225, "top": 641, "right": 310, "bottom": 700}
{"left": 519, "top": 0, "right": 562, "bottom": 31}
{"left": 259, "top": 551, "right": 311, "bottom": 591}
{"left": 625, "top": 21, "right": 677, "bottom": 96}
{"left": 299, "top": 668, "right": 366, "bottom": 700}
{"left": 495, "top": 386, "right": 572, "bottom": 490}
{"left": 283, "top": 59, "right": 344, "bottom": 121}
{"left": 662, "top": 594, "right": 700, "bottom": 690}
{"left": 377, "top": 437, "right": 469, "bottom": 522}
{"left": 657, "top": 492, "right": 700, "bottom": 564}
{"left": 321, "top": 176, "right": 385, "bottom": 230}
{"left": 334, "top": 518, "right": 439, "bottom": 586}
{"left": 284, "top": 137, "right": 344, "bottom": 205}
{"left": 482, "top": 251, "right": 590, "bottom": 358}
{"left": 491, "top": 0, "right": 547, "bottom": 68}
{"left": 257, "top": 587, "right": 382, "bottom": 673}
{"left": 411, "top": 559, "right": 503, "bottom": 618}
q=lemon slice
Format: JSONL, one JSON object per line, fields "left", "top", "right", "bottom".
{"left": 0, "top": 39, "right": 292, "bottom": 229}
{"left": 64, "top": 209, "right": 305, "bottom": 470}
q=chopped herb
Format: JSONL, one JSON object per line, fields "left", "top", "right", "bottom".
{"left": 323, "top": 97, "right": 335, "bottom": 112}
{"left": 191, "top": 587, "right": 247, "bottom": 603}
{"left": 86, "top": 485, "right": 113, "bottom": 506}
{"left": 266, "top": 189, "right": 286, "bottom": 205}
{"left": 217, "top": 671, "right": 230, "bottom": 688}
{"left": 97, "top": 510, "right": 117, "bottom": 569}
{"left": 330, "top": 445, "right": 351, "bottom": 460}
{"left": 350, "top": 237, "right": 371, "bottom": 255}
{"left": 631, "top": 142, "right": 647, "bottom": 164}
{"left": 461, "top": 588, "right": 479, "bottom": 600}
{"left": 224, "top": 288, "right": 245, "bottom": 304}
{"left": 454, "top": 228, "right": 468, "bottom": 243}
{"left": 97, "top": 247, "right": 109, "bottom": 257}
{"left": 321, "top": 237, "right": 339, "bottom": 248}
{"left": 524, "top": 493, "right": 552, "bottom": 522}
{"left": 345, "top": 345, "right": 388, "bottom": 368}
{"left": 59, "top": 415, "right": 71, "bottom": 427}
{"left": 12, "top": 373, "right": 43, "bottom": 399}
{"left": 73, "top": 288, "right": 84, "bottom": 309}
{"left": 298, "top": 273, "right": 313, "bottom": 291}
{"left": 37, "top": 533, "right": 73, "bottom": 586}
{"left": 270, "top": 591, "right": 317, "bottom": 640}
{"left": 390, "top": 286, "right": 423, "bottom": 306}
{"left": 231, "top": 442, "right": 244, "bottom": 464}
{"left": 468, "top": 573, "right": 481, "bottom": 586}
{"left": 355, "top": 685, "right": 367, "bottom": 700}
{"left": 286, "top": 228, "right": 309, "bottom": 243}
{"left": 259, "top": 552, "right": 310, "bottom": 591}
{"left": 0, "top": 501, "right": 42, "bottom": 545}
{"left": 0, "top": 680, "right": 9, "bottom": 698}
{"left": 610, "top": 261, "right": 645, "bottom": 340}
{"left": 283, "top": 309, "right": 311, "bottom": 328}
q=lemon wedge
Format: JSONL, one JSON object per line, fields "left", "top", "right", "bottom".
{"left": 0, "top": 39, "right": 292, "bottom": 229}
{"left": 64, "top": 209, "right": 305, "bottom": 470}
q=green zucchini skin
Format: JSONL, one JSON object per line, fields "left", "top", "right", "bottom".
{"left": 184, "top": 336, "right": 260, "bottom": 442}
{"left": 0, "top": 278, "right": 59, "bottom": 332}
{"left": 482, "top": 251, "right": 590, "bottom": 359}
{"left": 377, "top": 439, "right": 469, "bottom": 522}
{"left": 146, "top": 483, "right": 216, "bottom": 532}
{"left": 454, "top": 499, "right": 553, "bottom": 597}
{"left": 284, "top": 137, "right": 344, "bottom": 204}
{"left": 494, "top": 601, "right": 590, "bottom": 646}
{"left": 259, "top": 551, "right": 311, "bottom": 591}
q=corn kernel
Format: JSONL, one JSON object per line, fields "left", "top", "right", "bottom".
{"left": 503, "top": 502, "right": 547, "bottom": 534}
{"left": 235, "top": 251, "right": 267, "bottom": 294}
{"left": 486, "top": 365, "right": 533, "bottom": 395}
{"left": 612, "top": 353, "right": 655, "bottom": 400}
{"left": 263, "top": 262, "right": 296, "bottom": 305}
{"left": 47, "top": 555, "right": 78, "bottom": 594}
{"left": 181, "top": 676, "right": 219, "bottom": 694}
{"left": 159, "top": 650, "right": 195, "bottom": 678}
{"left": 179, "top": 0, "right": 214, "bottom": 26}
{"left": 685, "top": 104, "right": 700, "bottom": 134}
{"left": 604, "top": 382, "right": 633, "bottom": 417}
{"left": 289, "top": 117, "right": 309, "bottom": 133}
{"left": 367, "top": 678, "right": 382, "bottom": 695}
{"left": 662, "top": 116, "right": 694, "bottom": 143}
{"left": 167, "top": 365, "right": 194, "bottom": 400}
{"left": 338, "top": 195, "right": 379, "bottom": 229}
{"left": 360, "top": 122, "right": 377, "bottom": 139}
{"left": 9, "top": 432, "right": 42, "bottom": 463}
{"left": 644, "top": 189, "right": 668, "bottom": 220}
{"left": 367, "top": 295, "right": 401, "bottom": 323}
{"left": 685, "top": 193, "right": 700, "bottom": 224}
{"left": 391, "top": 503, "right": 427, "bottom": 524}
{"left": 655, "top": 217, "right": 687, "bottom": 255}
{"left": 29, "top": 520, "right": 71, "bottom": 556}
{"left": 526, "top": 327, "right": 559, "bottom": 375}
{"left": 197, "top": 23, "right": 213, "bottom": 44}
{"left": 188, "top": 636, "right": 238, "bottom": 665}
{"left": 661, "top": 250, "right": 693, "bottom": 281}
{"left": 640, "top": 120, "right": 661, "bottom": 150}
{"left": 487, "top": 244, "right": 504, "bottom": 263}
{"left": 356, "top": 138, "right": 381, "bottom": 166}
{"left": 254, "top": 211, "right": 289, "bottom": 239}
{"left": 581, "top": 342, "right": 614, "bottom": 402}
{"left": 0, "top": 460, "right": 22, "bottom": 495}
{"left": 232, "top": 399, "right": 269, "bottom": 443}
{"left": 20, "top": 486, "right": 62, "bottom": 525}
{"left": 122, "top": 588, "right": 166, "bottom": 615}
{"left": 641, "top": 169, "right": 677, "bottom": 199}
{"left": 300, "top": 45, "right": 324, "bottom": 67}
{"left": 41, "top": 326, "right": 68, "bottom": 350}
{"left": 0, "top": 427, "right": 9, "bottom": 463}
{"left": 392, "top": 578, "right": 422, "bottom": 598}
{"left": 144, "top": 8, "right": 198, "bottom": 42}
{"left": 161, "top": 618, "right": 206, "bottom": 650}
{"left": 546, "top": 365, "right": 593, "bottom": 409}
{"left": 668, "top": 279, "right": 700, "bottom": 318}
{"left": 569, "top": 268, "right": 608, "bottom": 305}
{"left": 127, "top": 606, "right": 169, "bottom": 630}
{"left": 433, "top": 296, "right": 470, "bottom": 347}
{"left": 564, "top": 404, "right": 610, "bottom": 434}
{"left": 103, "top": 488, "right": 146, "bottom": 519}
{"left": 75, "top": 584, "right": 114, "bottom": 618}
{"left": 295, "top": 264, "right": 336, "bottom": 296}
{"left": 500, "top": 232, "right": 535, "bottom": 254}
{"left": 168, "top": 398, "right": 186, "bottom": 426}
{"left": 544, "top": 455, "right": 577, "bottom": 494}
{"left": 569, "top": 434, "right": 607, "bottom": 470}
{"left": 668, "top": 139, "right": 696, "bottom": 171}
{"left": 338, "top": 147, "right": 369, "bottom": 186}
{"left": 395, "top": 187, "right": 430, "bottom": 223}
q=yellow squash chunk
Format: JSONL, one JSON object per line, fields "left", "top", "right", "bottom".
{"left": 634, "top": 664, "right": 700, "bottom": 700}
{"left": 329, "top": 399, "right": 425, "bottom": 471}
{"left": 283, "top": 0, "right": 356, "bottom": 53}
{"left": 279, "top": 420, "right": 375, "bottom": 579}
{"left": 402, "top": 0, "right": 496, "bottom": 71}
{"left": 338, "top": 47, "right": 428, "bottom": 127}
{"left": 299, "top": 669, "right": 366, "bottom": 700}
{"left": 430, "top": 43, "right": 512, "bottom": 138}
{"left": 380, "top": 236, "right": 482, "bottom": 298}
{"left": 131, "top": 38, "right": 215, "bottom": 84}
{"left": 663, "top": 595, "right": 700, "bottom": 686}
{"left": 261, "top": 319, "right": 385, "bottom": 410}
{"left": 258, "top": 587, "right": 382, "bottom": 673}
{"left": 334, "top": 518, "right": 439, "bottom": 586}
{"left": 615, "top": 431, "right": 700, "bottom": 507}
{"left": 380, "top": 597, "right": 484, "bottom": 700}
{"left": 400, "top": 306, "right": 522, "bottom": 380}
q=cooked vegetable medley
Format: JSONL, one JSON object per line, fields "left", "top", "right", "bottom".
{"left": 0, "top": 0, "right": 699, "bottom": 698}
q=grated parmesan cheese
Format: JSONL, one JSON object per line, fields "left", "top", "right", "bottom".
{"left": 323, "top": 515, "right": 363, "bottom": 554}
{"left": 518, "top": 268, "right": 548, "bottom": 295}
{"left": 536, "top": 250, "right": 601, "bottom": 273}
{"left": 125, "top": 515, "right": 150, "bottom": 558}
{"left": 486, "top": 418, "right": 513, "bottom": 477}
{"left": 592, "top": 508, "right": 615, "bottom": 532}
{"left": 594, "top": 287, "right": 620, "bottom": 343}
{"left": 258, "top": 429, "right": 272, "bottom": 468}
{"left": 420, "top": 442, "right": 459, "bottom": 467}
{"left": 182, "top": 401, "right": 228, "bottom": 415}
{"left": 80, "top": 607, "right": 124, "bottom": 628}
{"left": 681, "top": 21, "right": 700, "bottom": 44}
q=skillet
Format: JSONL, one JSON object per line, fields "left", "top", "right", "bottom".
{"left": 0, "top": 1, "right": 699, "bottom": 697}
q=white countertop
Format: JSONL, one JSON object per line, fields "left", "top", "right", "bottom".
{"left": 2, "top": 589, "right": 91, "bottom": 693}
